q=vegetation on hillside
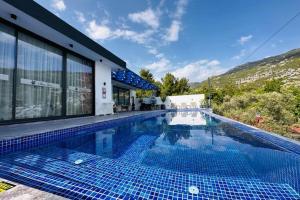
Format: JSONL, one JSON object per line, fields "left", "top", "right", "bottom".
{"left": 191, "top": 49, "right": 300, "bottom": 141}
{"left": 196, "top": 79, "right": 300, "bottom": 141}
{"left": 198, "top": 49, "right": 300, "bottom": 89}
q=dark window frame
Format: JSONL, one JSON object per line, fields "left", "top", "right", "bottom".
{"left": 0, "top": 17, "right": 95, "bottom": 125}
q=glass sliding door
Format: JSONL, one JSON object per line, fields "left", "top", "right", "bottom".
{"left": 67, "top": 54, "right": 93, "bottom": 116}
{"left": 113, "top": 86, "right": 119, "bottom": 105}
{"left": 16, "top": 33, "right": 63, "bottom": 119}
{"left": 0, "top": 24, "right": 15, "bottom": 121}
{"left": 112, "top": 87, "right": 130, "bottom": 106}
{"left": 124, "top": 90, "right": 130, "bottom": 105}
{"left": 119, "top": 89, "right": 125, "bottom": 105}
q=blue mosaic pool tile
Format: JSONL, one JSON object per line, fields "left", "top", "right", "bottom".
{"left": 142, "top": 142, "right": 259, "bottom": 180}
{"left": 0, "top": 110, "right": 300, "bottom": 199}
{"left": 118, "top": 135, "right": 156, "bottom": 163}
{"left": 3, "top": 149, "right": 299, "bottom": 199}
{"left": 0, "top": 111, "right": 167, "bottom": 155}
{"left": 30, "top": 146, "right": 102, "bottom": 164}
{"left": 0, "top": 161, "right": 113, "bottom": 199}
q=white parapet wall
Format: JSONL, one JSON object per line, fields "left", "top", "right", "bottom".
{"left": 164, "top": 94, "right": 205, "bottom": 109}
{"left": 95, "top": 60, "right": 114, "bottom": 115}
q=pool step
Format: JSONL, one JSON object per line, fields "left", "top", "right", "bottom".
{"left": 0, "top": 161, "right": 126, "bottom": 199}
{"left": 86, "top": 158, "right": 300, "bottom": 199}
{"left": 0, "top": 158, "right": 194, "bottom": 199}
{"left": 3, "top": 151, "right": 299, "bottom": 199}
{"left": 30, "top": 146, "right": 103, "bottom": 164}
{"left": 117, "top": 135, "right": 157, "bottom": 163}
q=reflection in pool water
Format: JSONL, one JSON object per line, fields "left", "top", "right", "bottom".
{"left": 47, "top": 111, "right": 299, "bottom": 193}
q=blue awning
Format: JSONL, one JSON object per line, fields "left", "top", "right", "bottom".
{"left": 112, "top": 69, "right": 158, "bottom": 90}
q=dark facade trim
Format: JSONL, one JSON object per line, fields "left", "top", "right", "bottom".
{"left": 11, "top": 29, "right": 18, "bottom": 120}
{"left": 3, "top": 0, "right": 126, "bottom": 68}
{"left": 62, "top": 51, "right": 67, "bottom": 117}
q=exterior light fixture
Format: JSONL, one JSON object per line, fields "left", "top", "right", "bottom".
{"left": 10, "top": 14, "right": 17, "bottom": 20}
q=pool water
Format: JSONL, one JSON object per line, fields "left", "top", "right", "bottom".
{"left": 49, "top": 112, "right": 299, "bottom": 189}
{"left": 1, "top": 111, "right": 300, "bottom": 199}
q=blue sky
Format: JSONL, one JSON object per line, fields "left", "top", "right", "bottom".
{"left": 36, "top": 0, "right": 300, "bottom": 82}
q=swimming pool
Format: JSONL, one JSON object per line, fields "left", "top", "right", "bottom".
{"left": 0, "top": 111, "right": 299, "bottom": 199}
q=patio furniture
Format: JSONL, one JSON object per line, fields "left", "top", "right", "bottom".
{"left": 190, "top": 102, "right": 197, "bottom": 108}
{"left": 171, "top": 103, "right": 176, "bottom": 109}
{"left": 181, "top": 102, "right": 188, "bottom": 109}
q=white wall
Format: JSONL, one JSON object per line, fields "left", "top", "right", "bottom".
{"left": 164, "top": 94, "right": 205, "bottom": 109}
{"left": 95, "top": 61, "right": 114, "bottom": 115}
{"left": 165, "top": 111, "right": 207, "bottom": 125}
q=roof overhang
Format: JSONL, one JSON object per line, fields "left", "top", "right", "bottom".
{"left": 1, "top": 0, "right": 126, "bottom": 69}
{"left": 112, "top": 69, "right": 158, "bottom": 90}
{"left": 112, "top": 80, "right": 138, "bottom": 90}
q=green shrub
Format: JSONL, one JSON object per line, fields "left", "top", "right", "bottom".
{"left": 212, "top": 85, "right": 299, "bottom": 141}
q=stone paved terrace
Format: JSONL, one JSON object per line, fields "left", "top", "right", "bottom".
{"left": 0, "top": 178, "right": 66, "bottom": 200}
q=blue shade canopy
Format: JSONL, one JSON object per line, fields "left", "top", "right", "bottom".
{"left": 112, "top": 69, "right": 158, "bottom": 90}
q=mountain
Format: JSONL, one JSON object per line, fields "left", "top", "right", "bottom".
{"left": 199, "top": 48, "right": 300, "bottom": 88}
{"left": 189, "top": 82, "right": 201, "bottom": 89}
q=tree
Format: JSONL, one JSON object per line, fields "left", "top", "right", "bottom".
{"left": 136, "top": 69, "right": 157, "bottom": 98}
{"left": 140, "top": 69, "right": 155, "bottom": 83}
{"left": 160, "top": 73, "right": 177, "bottom": 100}
{"left": 175, "top": 78, "right": 190, "bottom": 95}
{"left": 160, "top": 73, "right": 190, "bottom": 100}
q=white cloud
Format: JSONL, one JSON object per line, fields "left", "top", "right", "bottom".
{"left": 51, "top": 0, "right": 66, "bottom": 11}
{"left": 86, "top": 20, "right": 112, "bottom": 40}
{"left": 144, "top": 58, "right": 171, "bottom": 74}
{"left": 86, "top": 20, "right": 155, "bottom": 44}
{"left": 238, "top": 35, "right": 253, "bottom": 45}
{"left": 174, "top": 0, "right": 188, "bottom": 19}
{"left": 75, "top": 11, "right": 86, "bottom": 23}
{"left": 148, "top": 48, "right": 158, "bottom": 55}
{"left": 155, "top": 53, "right": 164, "bottom": 58}
{"left": 232, "top": 49, "right": 247, "bottom": 60}
{"left": 207, "top": 60, "right": 220, "bottom": 66}
{"left": 146, "top": 46, "right": 164, "bottom": 58}
{"left": 164, "top": 0, "right": 188, "bottom": 42}
{"left": 114, "top": 29, "right": 155, "bottom": 44}
{"left": 172, "top": 59, "right": 225, "bottom": 82}
{"left": 128, "top": 9, "right": 159, "bottom": 29}
{"left": 164, "top": 20, "right": 181, "bottom": 42}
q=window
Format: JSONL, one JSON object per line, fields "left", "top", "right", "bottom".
{"left": 0, "top": 20, "right": 95, "bottom": 123}
{"left": 16, "top": 32, "right": 63, "bottom": 119}
{"left": 0, "top": 24, "right": 15, "bottom": 121}
{"left": 112, "top": 86, "right": 130, "bottom": 106}
{"left": 67, "top": 54, "right": 93, "bottom": 115}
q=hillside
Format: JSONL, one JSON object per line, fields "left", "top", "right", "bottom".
{"left": 189, "top": 82, "right": 201, "bottom": 89}
{"left": 199, "top": 48, "right": 300, "bottom": 88}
